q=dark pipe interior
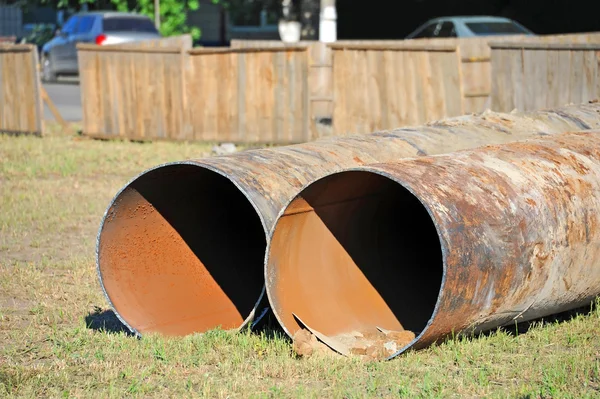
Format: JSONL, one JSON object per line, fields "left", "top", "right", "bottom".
{"left": 97, "top": 164, "right": 266, "bottom": 336}
{"left": 267, "top": 171, "right": 443, "bottom": 339}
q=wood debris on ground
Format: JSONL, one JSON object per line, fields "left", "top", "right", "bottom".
{"left": 292, "top": 326, "right": 416, "bottom": 361}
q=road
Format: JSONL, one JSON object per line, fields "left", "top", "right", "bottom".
{"left": 43, "top": 79, "right": 83, "bottom": 123}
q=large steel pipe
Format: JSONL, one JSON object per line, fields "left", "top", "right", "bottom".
{"left": 97, "top": 103, "right": 600, "bottom": 336}
{"left": 266, "top": 131, "right": 600, "bottom": 359}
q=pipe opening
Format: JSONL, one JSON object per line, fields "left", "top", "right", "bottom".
{"left": 97, "top": 164, "right": 266, "bottom": 336}
{"left": 267, "top": 171, "right": 443, "bottom": 353}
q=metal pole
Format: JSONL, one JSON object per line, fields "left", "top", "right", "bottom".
{"left": 319, "top": 0, "right": 336, "bottom": 42}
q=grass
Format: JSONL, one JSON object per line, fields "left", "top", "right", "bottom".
{"left": 1, "top": 127, "right": 600, "bottom": 398}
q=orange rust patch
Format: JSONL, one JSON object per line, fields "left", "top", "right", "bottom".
{"left": 99, "top": 188, "right": 244, "bottom": 335}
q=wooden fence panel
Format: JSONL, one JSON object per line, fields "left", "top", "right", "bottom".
{"left": 186, "top": 47, "right": 310, "bottom": 143}
{"left": 412, "top": 33, "right": 600, "bottom": 113}
{"left": 491, "top": 42, "right": 600, "bottom": 113}
{"left": 230, "top": 38, "right": 514, "bottom": 117}
{"left": 0, "top": 44, "right": 43, "bottom": 135}
{"left": 232, "top": 39, "right": 332, "bottom": 125}
{"left": 233, "top": 34, "right": 600, "bottom": 117}
{"left": 78, "top": 44, "right": 188, "bottom": 141}
{"left": 331, "top": 44, "right": 463, "bottom": 136}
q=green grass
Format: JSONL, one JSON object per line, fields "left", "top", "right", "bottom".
{"left": 1, "top": 130, "right": 600, "bottom": 398}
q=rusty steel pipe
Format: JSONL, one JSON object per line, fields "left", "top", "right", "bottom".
{"left": 97, "top": 102, "right": 600, "bottom": 337}
{"left": 265, "top": 131, "right": 600, "bottom": 359}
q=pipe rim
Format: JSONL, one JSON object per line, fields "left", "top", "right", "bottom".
{"left": 95, "top": 159, "right": 271, "bottom": 337}
{"left": 263, "top": 166, "right": 450, "bottom": 360}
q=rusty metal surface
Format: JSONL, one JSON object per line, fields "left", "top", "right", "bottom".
{"left": 96, "top": 102, "right": 600, "bottom": 336}
{"left": 265, "top": 131, "right": 600, "bottom": 359}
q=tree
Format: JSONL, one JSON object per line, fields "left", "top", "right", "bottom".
{"left": 109, "top": 0, "right": 203, "bottom": 39}
{"left": 13, "top": 0, "right": 229, "bottom": 39}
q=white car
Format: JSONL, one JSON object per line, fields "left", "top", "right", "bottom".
{"left": 406, "top": 16, "right": 534, "bottom": 39}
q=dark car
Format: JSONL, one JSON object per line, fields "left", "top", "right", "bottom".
{"left": 41, "top": 11, "right": 161, "bottom": 82}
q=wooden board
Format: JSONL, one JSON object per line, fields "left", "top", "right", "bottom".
{"left": 0, "top": 44, "right": 43, "bottom": 135}
{"left": 78, "top": 45, "right": 187, "bottom": 140}
{"left": 186, "top": 48, "right": 310, "bottom": 144}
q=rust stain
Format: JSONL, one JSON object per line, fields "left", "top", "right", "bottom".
{"left": 526, "top": 198, "right": 537, "bottom": 206}
{"left": 99, "top": 188, "right": 244, "bottom": 335}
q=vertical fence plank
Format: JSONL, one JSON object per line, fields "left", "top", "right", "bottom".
{"left": 491, "top": 49, "right": 511, "bottom": 112}
{"left": 511, "top": 48, "right": 525, "bottom": 111}
{"left": 582, "top": 50, "right": 598, "bottom": 102}
{"left": 569, "top": 50, "right": 584, "bottom": 105}
{"left": 382, "top": 50, "right": 399, "bottom": 128}
{"left": 0, "top": 45, "right": 43, "bottom": 135}
{"left": 555, "top": 50, "right": 572, "bottom": 108}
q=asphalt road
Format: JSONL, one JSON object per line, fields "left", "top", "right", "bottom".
{"left": 43, "top": 79, "right": 83, "bottom": 123}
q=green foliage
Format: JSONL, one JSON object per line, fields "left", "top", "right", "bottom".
{"left": 108, "top": 0, "right": 206, "bottom": 39}
{"left": 21, "top": 0, "right": 282, "bottom": 40}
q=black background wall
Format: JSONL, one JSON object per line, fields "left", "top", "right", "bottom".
{"left": 337, "top": 0, "right": 600, "bottom": 39}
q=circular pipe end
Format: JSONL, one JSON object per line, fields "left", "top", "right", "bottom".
{"left": 265, "top": 170, "right": 444, "bottom": 358}
{"left": 97, "top": 162, "right": 267, "bottom": 336}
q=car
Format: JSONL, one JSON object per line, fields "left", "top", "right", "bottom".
{"left": 41, "top": 11, "right": 161, "bottom": 82}
{"left": 406, "top": 16, "right": 534, "bottom": 40}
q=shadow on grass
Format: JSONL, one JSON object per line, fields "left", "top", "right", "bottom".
{"left": 85, "top": 307, "right": 134, "bottom": 336}
{"left": 480, "top": 299, "right": 597, "bottom": 339}
{"left": 250, "top": 310, "right": 292, "bottom": 343}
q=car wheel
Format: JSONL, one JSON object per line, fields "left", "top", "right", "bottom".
{"left": 41, "top": 54, "right": 57, "bottom": 83}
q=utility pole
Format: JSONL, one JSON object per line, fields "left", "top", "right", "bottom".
{"left": 319, "top": 0, "right": 336, "bottom": 42}
{"left": 154, "top": 0, "right": 160, "bottom": 30}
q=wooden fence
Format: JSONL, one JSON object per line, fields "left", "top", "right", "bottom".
{"left": 79, "top": 36, "right": 192, "bottom": 140}
{"left": 77, "top": 33, "right": 600, "bottom": 144}
{"left": 490, "top": 42, "right": 600, "bottom": 113}
{"left": 78, "top": 45, "right": 188, "bottom": 140}
{"left": 233, "top": 33, "right": 600, "bottom": 116}
{"left": 407, "top": 33, "right": 600, "bottom": 113}
{"left": 79, "top": 44, "right": 311, "bottom": 143}
{"left": 331, "top": 43, "right": 463, "bottom": 136}
{"left": 231, "top": 39, "right": 332, "bottom": 122}
{"left": 0, "top": 44, "right": 43, "bottom": 135}
{"left": 231, "top": 38, "right": 491, "bottom": 116}
{"left": 186, "top": 47, "right": 310, "bottom": 143}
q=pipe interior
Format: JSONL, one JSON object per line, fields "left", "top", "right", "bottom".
{"left": 98, "top": 164, "right": 266, "bottom": 336}
{"left": 267, "top": 171, "right": 443, "bottom": 341}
